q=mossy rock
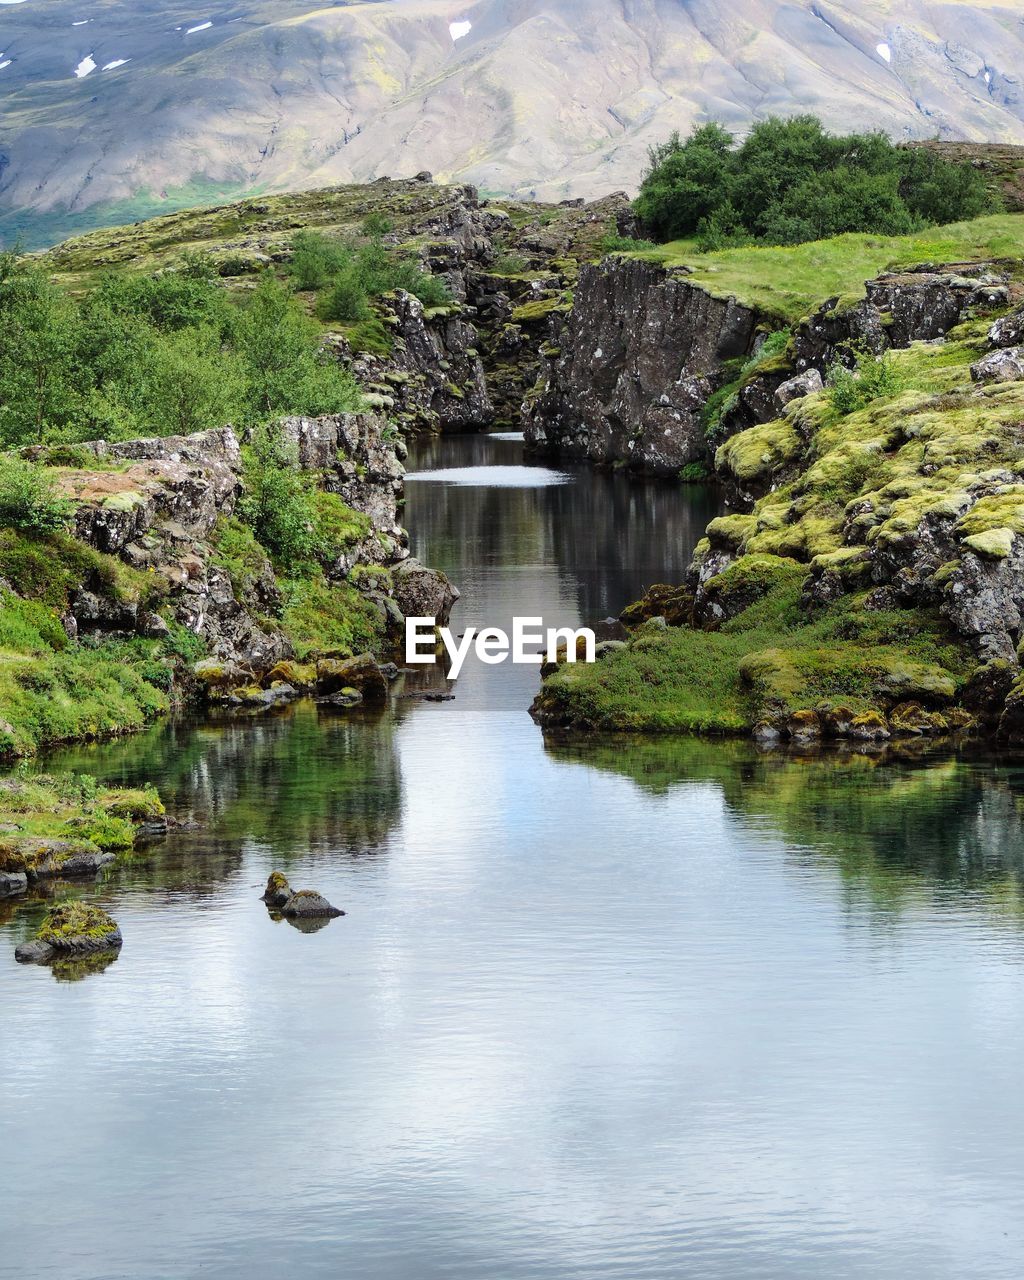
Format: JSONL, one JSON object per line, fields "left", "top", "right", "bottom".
{"left": 16, "top": 900, "right": 123, "bottom": 962}
{"left": 962, "top": 527, "right": 1016, "bottom": 559}
{"left": 264, "top": 661, "right": 316, "bottom": 690}
{"left": 715, "top": 419, "right": 802, "bottom": 488}
{"left": 700, "top": 555, "right": 803, "bottom": 624}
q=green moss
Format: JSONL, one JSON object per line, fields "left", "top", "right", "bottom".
{"left": 210, "top": 516, "right": 273, "bottom": 598}
{"left": 535, "top": 576, "right": 970, "bottom": 735}
{"left": 37, "top": 901, "right": 120, "bottom": 947}
{"left": 0, "top": 771, "right": 163, "bottom": 856}
{"left": 510, "top": 297, "right": 566, "bottom": 323}
{"left": 963, "top": 527, "right": 1016, "bottom": 559}
{"left": 715, "top": 418, "right": 802, "bottom": 486}
{"left": 0, "top": 592, "right": 169, "bottom": 758}
{"left": 0, "top": 528, "right": 163, "bottom": 612}
{"left": 280, "top": 575, "right": 384, "bottom": 661}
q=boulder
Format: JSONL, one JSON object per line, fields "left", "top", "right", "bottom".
{"left": 15, "top": 901, "right": 123, "bottom": 965}
{"left": 0, "top": 871, "right": 27, "bottom": 897}
{"left": 989, "top": 307, "right": 1024, "bottom": 349}
{"left": 281, "top": 890, "right": 345, "bottom": 919}
{"left": 316, "top": 654, "right": 388, "bottom": 700}
{"left": 970, "top": 347, "right": 1024, "bottom": 383}
{"left": 261, "top": 871, "right": 293, "bottom": 909}
{"left": 0, "top": 837, "right": 115, "bottom": 879}
{"left": 392, "top": 558, "right": 460, "bottom": 625}
{"left": 773, "top": 368, "right": 823, "bottom": 410}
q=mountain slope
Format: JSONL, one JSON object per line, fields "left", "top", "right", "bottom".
{"left": 1, "top": 0, "right": 1023, "bottom": 243}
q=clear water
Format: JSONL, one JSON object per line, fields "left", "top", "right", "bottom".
{"left": 3, "top": 434, "right": 1024, "bottom": 1279}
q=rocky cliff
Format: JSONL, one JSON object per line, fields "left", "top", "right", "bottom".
{"left": 524, "top": 257, "right": 759, "bottom": 475}
{"left": 532, "top": 282, "right": 1024, "bottom": 745}
{"left": 15, "top": 413, "right": 457, "bottom": 719}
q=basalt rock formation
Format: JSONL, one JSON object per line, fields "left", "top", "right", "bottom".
{"left": 524, "top": 255, "right": 1017, "bottom": 478}
{"left": 524, "top": 256, "right": 758, "bottom": 475}
{"left": 17, "top": 413, "right": 456, "bottom": 712}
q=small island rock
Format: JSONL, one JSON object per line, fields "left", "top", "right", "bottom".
{"left": 15, "top": 901, "right": 123, "bottom": 965}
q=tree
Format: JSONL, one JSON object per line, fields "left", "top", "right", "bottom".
{"left": 0, "top": 254, "right": 80, "bottom": 446}
{"left": 633, "top": 115, "right": 994, "bottom": 249}
{"left": 232, "top": 273, "right": 361, "bottom": 420}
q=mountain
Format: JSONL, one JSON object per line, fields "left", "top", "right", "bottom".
{"left": 1, "top": 0, "right": 1023, "bottom": 245}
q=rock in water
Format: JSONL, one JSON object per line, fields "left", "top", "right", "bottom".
{"left": 281, "top": 890, "right": 345, "bottom": 919}
{"left": 0, "top": 871, "right": 28, "bottom": 897}
{"left": 262, "top": 871, "right": 293, "bottom": 909}
{"left": 262, "top": 873, "right": 345, "bottom": 919}
{"left": 15, "top": 901, "right": 122, "bottom": 965}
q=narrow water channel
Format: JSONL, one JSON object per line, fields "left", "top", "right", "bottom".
{"left": 2, "top": 433, "right": 1024, "bottom": 1279}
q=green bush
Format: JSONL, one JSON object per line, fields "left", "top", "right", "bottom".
{"left": 361, "top": 212, "right": 394, "bottom": 237}
{"left": 635, "top": 115, "right": 994, "bottom": 248}
{"left": 598, "top": 231, "right": 659, "bottom": 254}
{"left": 827, "top": 349, "right": 905, "bottom": 415}
{"left": 288, "top": 231, "right": 354, "bottom": 291}
{"left": 318, "top": 269, "right": 370, "bottom": 323}
{"left": 0, "top": 456, "right": 72, "bottom": 534}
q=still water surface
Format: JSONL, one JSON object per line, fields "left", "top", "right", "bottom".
{"left": 2, "top": 434, "right": 1024, "bottom": 1278}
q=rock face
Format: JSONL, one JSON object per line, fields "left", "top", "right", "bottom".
{"left": 341, "top": 289, "right": 493, "bottom": 435}
{"left": 32, "top": 414, "right": 457, "bottom": 693}
{"left": 525, "top": 258, "right": 1016, "bottom": 477}
{"left": 342, "top": 189, "right": 628, "bottom": 433}
{"left": 719, "top": 263, "right": 1014, "bottom": 446}
{"left": 524, "top": 257, "right": 758, "bottom": 475}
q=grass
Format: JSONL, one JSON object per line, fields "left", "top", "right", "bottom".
{"left": 280, "top": 576, "right": 385, "bottom": 661}
{"left": 535, "top": 580, "right": 969, "bottom": 733}
{"left": 634, "top": 214, "right": 1024, "bottom": 323}
{"left": 0, "top": 770, "right": 163, "bottom": 862}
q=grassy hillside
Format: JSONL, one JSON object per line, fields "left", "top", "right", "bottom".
{"left": 632, "top": 214, "right": 1024, "bottom": 323}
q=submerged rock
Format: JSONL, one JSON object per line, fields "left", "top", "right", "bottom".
{"left": 15, "top": 901, "right": 123, "bottom": 966}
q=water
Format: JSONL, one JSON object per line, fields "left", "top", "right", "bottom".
{"left": 3, "top": 433, "right": 1024, "bottom": 1279}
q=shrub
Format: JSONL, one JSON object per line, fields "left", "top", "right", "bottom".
{"left": 361, "top": 212, "right": 394, "bottom": 237}
{"left": 238, "top": 422, "right": 319, "bottom": 567}
{"left": 0, "top": 456, "right": 72, "bottom": 534}
{"left": 288, "top": 231, "right": 354, "bottom": 291}
{"left": 317, "top": 269, "right": 370, "bottom": 323}
{"left": 635, "top": 115, "right": 994, "bottom": 248}
{"left": 598, "top": 231, "right": 658, "bottom": 254}
{"left": 827, "top": 348, "right": 905, "bottom": 415}
{"left": 233, "top": 274, "right": 362, "bottom": 419}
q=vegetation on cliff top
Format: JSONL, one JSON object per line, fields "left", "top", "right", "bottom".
{"left": 635, "top": 116, "right": 994, "bottom": 250}
{"left": 634, "top": 214, "right": 1024, "bottom": 325}
{"left": 0, "top": 251, "right": 362, "bottom": 450}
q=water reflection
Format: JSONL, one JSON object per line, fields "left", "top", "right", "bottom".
{"left": 548, "top": 735, "right": 1024, "bottom": 919}
{"left": 5, "top": 434, "right": 1024, "bottom": 1279}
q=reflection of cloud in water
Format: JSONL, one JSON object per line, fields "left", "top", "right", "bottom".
{"left": 405, "top": 466, "right": 572, "bottom": 487}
